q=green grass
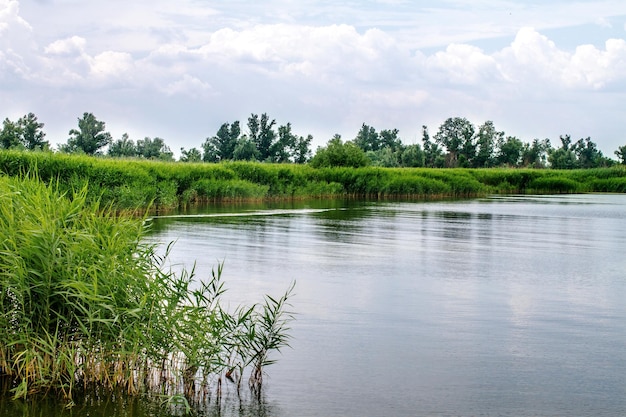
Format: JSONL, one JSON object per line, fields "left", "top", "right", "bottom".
{"left": 0, "top": 151, "right": 624, "bottom": 211}
{"left": 0, "top": 174, "right": 294, "bottom": 405}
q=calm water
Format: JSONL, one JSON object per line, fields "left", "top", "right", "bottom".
{"left": 6, "top": 194, "right": 624, "bottom": 416}
{"left": 144, "top": 194, "right": 626, "bottom": 417}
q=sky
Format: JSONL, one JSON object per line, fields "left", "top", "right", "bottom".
{"left": 2, "top": 0, "right": 626, "bottom": 158}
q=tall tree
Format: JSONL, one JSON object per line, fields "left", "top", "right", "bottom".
{"left": 615, "top": 145, "right": 626, "bottom": 165}
{"left": 548, "top": 135, "right": 577, "bottom": 169}
{"left": 248, "top": 113, "right": 276, "bottom": 161}
{"left": 108, "top": 133, "right": 137, "bottom": 157}
{"left": 496, "top": 136, "right": 524, "bottom": 167}
{"left": 521, "top": 138, "right": 551, "bottom": 168}
{"left": 180, "top": 147, "right": 202, "bottom": 162}
{"left": 422, "top": 125, "right": 444, "bottom": 168}
{"left": 573, "top": 137, "right": 606, "bottom": 168}
{"left": 203, "top": 121, "right": 240, "bottom": 162}
{"left": 353, "top": 123, "right": 380, "bottom": 152}
{"left": 379, "top": 129, "right": 402, "bottom": 152}
{"left": 233, "top": 135, "right": 260, "bottom": 161}
{"left": 434, "top": 117, "right": 475, "bottom": 167}
{"left": 62, "top": 112, "right": 112, "bottom": 155}
{"left": 272, "top": 123, "right": 297, "bottom": 163}
{"left": 18, "top": 113, "right": 48, "bottom": 150}
{"left": 474, "top": 121, "right": 502, "bottom": 168}
{"left": 136, "top": 137, "right": 173, "bottom": 160}
{"left": 0, "top": 118, "right": 22, "bottom": 149}
{"left": 293, "top": 134, "right": 313, "bottom": 164}
{"left": 401, "top": 144, "right": 425, "bottom": 167}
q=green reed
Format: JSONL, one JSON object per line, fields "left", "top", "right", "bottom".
{"left": 0, "top": 174, "right": 294, "bottom": 406}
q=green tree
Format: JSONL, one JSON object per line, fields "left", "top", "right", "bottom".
{"left": 0, "top": 118, "right": 23, "bottom": 149}
{"left": 180, "top": 147, "right": 202, "bottom": 162}
{"left": 521, "top": 138, "right": 551, "bottom": 168}
{"left": 400, "top": 144, "right": 425, "bottom": 167}
{"left": 309, "top": 135, "right": 369, "bottom": 168}
{"left": 615, "top": 145, "right": 626, "bottom": 164}
{"left": 62, "top": 112, "right": 112, "bottom": 155}
{"left": 353, "top": 123, "right": 380, "bottom": 152}
{"left": 108, "top": 133, "right": 137, "bottom": 157}
{"left": 496, "top": 136, "right": 524, "bottom": 167}
{"left": 379, "top": 129, "right": 402, "bottom": 152}
{"left": 272, "top": 123, "right": 298, "bottom": 163}
{"left": 137, "top": 137, "right": 173, "bottom": 160}
{"left": 422, "top": 125, "right": 445, "bottom": 168}
{"left": 293, "top": 134, "right": 313, "bottom": 164}
{"left": 203, "top": 121, "right": 240, "bottom": 162}
{"left": 18, "top": 113, "right": 48, "bottom": 150}
{"left": 248, "top": 113, "right": 276, "bottom": 161}
{"left": 548, "top": 135, "right": 577, "bottom": 169}
{"left": 434, "top": 117, "right": 475, "bottom": 167}
{"left": 474, "top": 121, "right": 502, "bottom": 168}
{"left": 233, "top": 135, "right": 260, "bottom": 161}
{"left": 573, "top": 137, "right": 607, "bottom": 168}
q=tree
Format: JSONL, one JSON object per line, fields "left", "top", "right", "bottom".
{"left": 203, "top": 121, "right": 240, "bottom": 162}
{"left": 422, "top": 125, "right": 445, "bottom": 168}
{"left": 496, "top": 136, "right": 524, "bottom": 167}
{"left": 293, "top": 134, "right": 313, "bottom": 164}
{"left": 233, "top": 135, "right": 260, "bottom": 161}
{"left": 616, "top": 145, "right": 626, "bottom": 165}
{"left": 474, "top": 121, "right": 502, "bottom": 168}
{"left": 0, "top": 118, "right": 22, "bottom": 149}
{"left": 573, "top": 137, "right": 606, "bottom": 168}
{"left": 521, "top": 138, "right": 550, "bottom": 168}
{"left": 62, "top": 112, "right": 112, "bottom": 155}
{"left": 309, "top": 135, "right": 369, "bottom": 168}
{"left": 272, "top": 123, "right": 298, "bottom": 163}
{"left": 180, "top": 147, "right": 202, "bottom": 162}
{"left": 548, "top": 135, "right": 577, "bottom": 169}
{"left": 248, "top": 113, "right": 276, "bottom": 161}
{"left": 434, "top": 117, "right": 475, "bottom": 167}
{"left": 353, "top": 124, "right": 380, "bottom": 152}
{"left": 136, "top": 137, "right": 173, "bottom": 160}
{"left": 19, "top": 113, "right": 48, "bottom": 150}
{"left": 108, "top": 133, "right": 137, "bottom": 157}
{"left": 401, "top": 144, "right": 425, "bottom": 167}
{"left": 379, "top": 129, "right": 402, "bottom": 152}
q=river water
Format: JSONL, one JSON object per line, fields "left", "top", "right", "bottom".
{"left": 143, "top": 194, "right": 626, "bottom": 417}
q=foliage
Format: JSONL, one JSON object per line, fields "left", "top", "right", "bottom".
{"left": 0, "top": 175, "right": 295, "bottom": 404}
{"left": 61, "top": 113, "right": 112, "bottom": 155}
{"left": 0, "top": 113, "right": 49, "bottom": 151}
{"left": 309, "top": 135, "right": 370, "bottom": 168}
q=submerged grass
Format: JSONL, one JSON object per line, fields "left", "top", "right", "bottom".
{"left": 0, "top": 151, "right": 624, "bottom": 211}
{"left": 0, "top": 174, "right": 294, "bottom": 407}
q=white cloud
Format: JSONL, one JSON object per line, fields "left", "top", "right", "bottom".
{"left": 163, "top": 74, "right": 214, "bottom": 98}
{"left": 44, "top": 35, "right": 86, "bottom": 55}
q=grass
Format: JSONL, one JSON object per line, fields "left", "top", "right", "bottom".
{"left": 0, "top": 151, "right": 624, "bottom": 212}
{"left": 0, "top": 174, "right": 295, "bottom": 407}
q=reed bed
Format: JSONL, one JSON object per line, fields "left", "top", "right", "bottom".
{"left": 0, "top": 175, "right": 294, "bottom": 406}
{"left": 0, "top": 151, "right": 624, "bottom": 212}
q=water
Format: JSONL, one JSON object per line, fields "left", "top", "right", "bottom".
{"left": 7, "top": 194, "right": 625, "bottom": 416}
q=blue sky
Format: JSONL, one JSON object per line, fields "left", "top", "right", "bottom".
{"left": 2, "top": 0, "right": 626, "bottom": 157}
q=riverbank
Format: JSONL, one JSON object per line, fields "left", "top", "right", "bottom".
{"left": 1, "top": 150, "right": 625, "bottom": 211}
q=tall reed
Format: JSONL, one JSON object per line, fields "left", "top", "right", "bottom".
{"left": 0, "top": 174, "right": 294, "bottom": 407}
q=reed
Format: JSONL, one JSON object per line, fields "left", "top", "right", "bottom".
{"left": 0, "top": 151, "right": 624, "bottom": 212}
{"left": 0, "top": 174, "right": 295, "bottom": 406}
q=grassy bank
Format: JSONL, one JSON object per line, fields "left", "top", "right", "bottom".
{"left": 0, "top": 174, "right": 294, "bottom": 404}
{"left": 1, "top": 150, "right": 625, "bottom": 210}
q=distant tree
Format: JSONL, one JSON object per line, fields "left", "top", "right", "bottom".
{"left": 248, "top": 113, "right": 276, "bottom": 161}
{"left": 272, "top": 123, "right": 298, "bottom": 163}
{"left": 18, "top": 113, "right": 48, "bottom": 150}
{"left": 496, "top": 136, "right": 524, "bottom": 167}
{"left": 0, "top": 118, "right": 23, "bottom": 149}
{"left": 548, "top": 135, "right": 577, "bottom": 169}
{"left": 367, "top": 147, "right": 401, "bottom": 167}
{"left": 521, "top": 138, "right": 551, "bottom": 168}
{"left": 400, "top": 144, "right": 425, "bottom": 167}
{"left": 422, "top": 125, "right": 445, "bottom": 168}
{"left": 203, "top": 121, "right": 240, "bottom": 162}
{"left": 379, "top": 129, "right": 402, "bottom": 152}
{"left": 474, "top": 121, "right": 502, "bottom": 168}
{"left": 616, "top": 145, "right": 626, "bottom": 165}
{"left": 573, "top": 137, "right": 608, "bottom": 168}
{"left": 353, "top": 123, "right": 380, "bottom": 152}
{"left": 434, "top": 117, "right": 475, "bottom": 167}
{"left": 137, "top": 137, "right": 173, "bottom": 160}
{"left": 310, "top": 134, "right": 369, "bottom": 168}
{"left": 180, "top": 147, "right": 202, "bottom": 162}
{"left": 293, "top": 134, "right": 313, "bottom": 164}
{"left": 62, "top": 112, "right": 112, "bottom": 155}
{"left": 233, "top": 135, "right": 260, "bottom": 161}
{"left": 108, "top": 133, "right": 137, "bottom": 157}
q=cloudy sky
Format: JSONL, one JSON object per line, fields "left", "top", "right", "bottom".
{"left": 2, "top": 0, "right": 626, "bottom": 157}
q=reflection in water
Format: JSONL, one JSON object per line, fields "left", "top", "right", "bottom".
{"left": 17, "top": 194, "right": 619, "bottom": 417}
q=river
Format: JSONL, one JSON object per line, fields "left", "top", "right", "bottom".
{"left": 144, "top": 194, "right": 626, "bottom": 417}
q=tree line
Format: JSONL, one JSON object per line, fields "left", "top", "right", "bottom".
{"left": 2, "top": 112, "right": 625, "bottom": 169}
